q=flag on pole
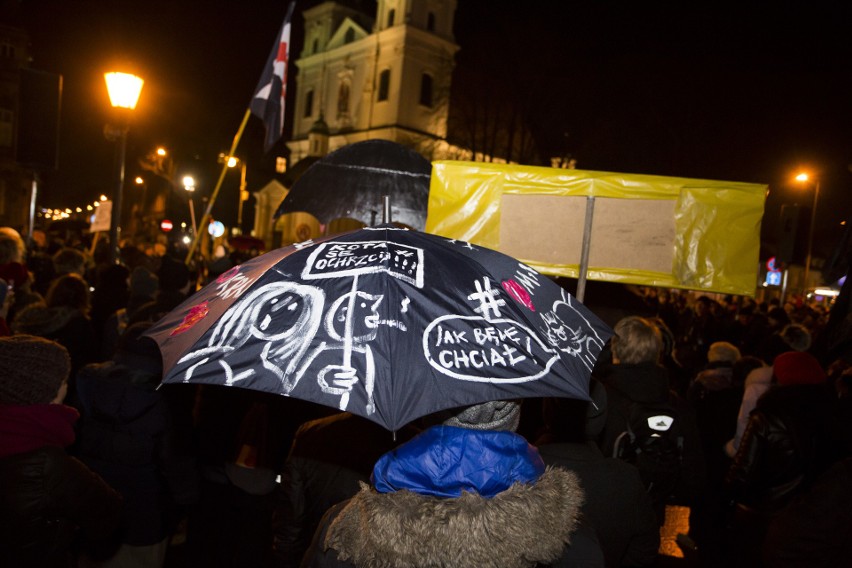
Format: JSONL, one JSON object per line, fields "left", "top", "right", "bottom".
{"left": 250, "top": 1, "right": 296, "bottom": 152}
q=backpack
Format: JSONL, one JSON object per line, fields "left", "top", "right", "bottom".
{"left": 612, "top": 399, "right": 685, "bottom": 505}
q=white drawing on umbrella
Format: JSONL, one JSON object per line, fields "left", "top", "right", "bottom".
{"left": 423, "top": 276, "right": 562, "bottom": 383}
{"left": 300, "top": 240, "right": 422, "bottom": 413}
{"left": 175, "top": 279, "right": 325, "bottom": 392}
{"left": 539, "top": 289, "right": 607, "bottom": 372}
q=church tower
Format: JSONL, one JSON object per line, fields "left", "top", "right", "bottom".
{"left": 287, "top": 0, "right": 458, "bottom": 162}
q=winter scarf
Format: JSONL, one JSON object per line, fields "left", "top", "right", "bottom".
{"left": 0, "top": 403, "right": 78, "bottom": 457}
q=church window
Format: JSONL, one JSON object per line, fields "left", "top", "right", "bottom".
{"left": 304, "top": 90, "right": 314, "bottom": 117}
{"left": 312, "top": 38, "right": 319, "bottom": 54}
{"left": 419, "top": 74, "right": 433, "bottom": 107}
{"left": 427, "top": 12, "right": 436, "bottom": 31}
{"left": 387, "top": 9, "right": 396, "bottom": 28}
{"left": 378, "top": 70, "right": 390, "bottom": 101}
{"left": 344, "top": 28, "right": 355, "bottom": 44}
{"left": 338, "top": 81, "right": 350, "bottom": 114}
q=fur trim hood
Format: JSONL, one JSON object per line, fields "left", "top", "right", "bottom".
{"left": 325, "top": 467, "right": 584, "bottom": 568}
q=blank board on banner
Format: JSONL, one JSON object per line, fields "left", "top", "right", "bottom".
{"left": 426, "top": 162, "right": 767, "bottom": 296}
{"left": 500, "top": 195, "right": 676, "bottom": 273}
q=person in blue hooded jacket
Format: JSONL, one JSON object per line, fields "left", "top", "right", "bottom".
{"left": 300, "top": 400, "right": 603, "bottom": 568}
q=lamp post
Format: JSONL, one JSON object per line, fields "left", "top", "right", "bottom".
{"left": 183, "top": 175, "right": 198, "bottom": 236}
{"left": 794, "top": 172, "right": 821, "bottom": 292}
{"left": 219, "top": 153, "right": 248, "bottom": 234}
{"left": 104, "top": 71, "right": 144, "bottom": 264}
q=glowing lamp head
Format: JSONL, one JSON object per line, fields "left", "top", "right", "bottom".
{"left": 104, "top": 72, "right": 144, "bottom": 110}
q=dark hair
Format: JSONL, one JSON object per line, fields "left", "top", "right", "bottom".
{"left": 46, "top": 273, "right": 90, "bottom": 313}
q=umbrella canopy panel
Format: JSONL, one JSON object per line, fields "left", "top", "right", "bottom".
{"left": 146, "top": 226, "right": 612, "bottom": 431}
{"left": 274, "top": 140, "right": 431, "bottom": 230}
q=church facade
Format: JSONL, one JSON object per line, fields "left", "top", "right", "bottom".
{"left": 286, "top": 0, "right": 459, "bottom": 162}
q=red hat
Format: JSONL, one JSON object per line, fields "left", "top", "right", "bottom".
{"left": 0, "top": 262, "right": 28, "bottom": 288}
{"left": 773, "top": 352, "right": 826, "bottom": 386}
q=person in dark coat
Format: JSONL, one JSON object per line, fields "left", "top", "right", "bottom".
{"left": 725, "top": 351, "right": 840, "bottom": 565}
{"left": 130, "top": 254, "right": 193, "bottom": 326}
{"left": 12, "top": 273, "right": 100, "bottom": 405}
{"left": 89, "top": 264, "right": 130, "bottom": 348}
{"left": 74, "top": 323, "right": 199, "bottom": 567}
{"left": 726, "top": 351, "right": 835, "bottom": 512}
{"left": 271, "top": 412, "right": 419, "bottom": 567}
{"left": 536, "top": 380, "right": 660, "bottom": 567}
{"left": 186, "top": 387, "right": 318, "bottom": 568}
{"left": 596, "top": 316, "right": 705, "bottom": 524}
{"left": 301, "top": 401, "right": 604, "bottom": 568}
{"left": 0, "top": 335, "right": 123, "bottom": 567}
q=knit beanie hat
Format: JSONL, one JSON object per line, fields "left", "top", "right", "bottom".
{"left": 0, "top": 335, "right": 71, "bottom": 405}
{"left": 773, "top": 351, "right": 826, "bottom": 386}
{"left": 443, "top": 400, "right": 521, "bottom": 432}
{"left": 130, "top": 266, "right": 159, "bottom": 299}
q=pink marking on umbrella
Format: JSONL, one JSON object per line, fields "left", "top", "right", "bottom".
{"left": 170, "top": 301, "right": 210, "bottom": 336}
{"left": 502, "top": 279, "right": 535, "bottom": 311}
{"left": 216, "top": 266, "right": 241, "bottom": 284}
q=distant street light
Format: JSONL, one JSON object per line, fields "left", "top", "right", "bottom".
{"left": 218, "top": 153, "right": 248, "bottom": 234}
{"left": 794, "top": 171, "right": 821, "bottom": 291}
{"left": 183, "top": 175, "right": 198, "bottom": 236}
{"left": 104, "top": 71, "right": 144, "bottom": 263}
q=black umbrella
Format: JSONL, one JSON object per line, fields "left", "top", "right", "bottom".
{"left": 145, "top": 225, "right": 612, "bottom": 431}
{"left": 274, "top": 140, "right": 431, "bottom": 229}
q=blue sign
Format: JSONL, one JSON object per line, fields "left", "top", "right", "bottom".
{"left": 765, "top": 271, "right": 782, "bottom": 286}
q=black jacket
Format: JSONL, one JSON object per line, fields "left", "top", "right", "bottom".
{"left": 726, "top": 383, "right": 837, "bottom": 512}
{"left": 597, "top": 363, "right": 706, "bottom": 510}
{"left": 538, "top": 442, "right": 659, "bottom": 567}
{"left": 75, "top": 362, "right": 199, "bottom": 545}
{"left": 0, "top": 445, "right": 122, "bottom": 567}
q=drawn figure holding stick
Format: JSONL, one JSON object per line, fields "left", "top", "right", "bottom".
{"left": 300, "top": 239, "right": 423, "bottom": 414}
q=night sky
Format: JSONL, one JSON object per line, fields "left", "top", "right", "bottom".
{"left": 6, "top": 0, "right": 852, "bottom": 265}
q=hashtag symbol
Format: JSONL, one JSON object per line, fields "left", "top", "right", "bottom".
{"left": 468, "top": 277, "right": 506, "bottom": 319}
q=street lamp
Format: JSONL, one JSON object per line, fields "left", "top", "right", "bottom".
{"left": 104, "top": 71, "right": 144, "bottom": 263}
{"left": 794, "top": 172, "right": 821, "bottom": 291}
{"left": 218, "top": 153, "right": 248, "bottom": 234}
{"left": 183, "top": 175, "right": 198, "bottom": 236}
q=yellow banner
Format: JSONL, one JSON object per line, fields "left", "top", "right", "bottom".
{"left": 426, "top": 161, "right": 767, "bottom": 296}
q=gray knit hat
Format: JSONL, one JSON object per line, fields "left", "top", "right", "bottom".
{"left": 0, "top": 335, "right": 71, "bottom": 405}
{"left": 443, "top": 400, "right": 521, "bottom": 432}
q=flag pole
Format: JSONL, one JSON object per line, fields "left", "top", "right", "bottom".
{"left": 184, "top": 108, "right": 252, "bottom": 265}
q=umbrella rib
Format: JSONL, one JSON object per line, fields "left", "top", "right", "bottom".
{"left": 320, "top": 163, "right": 430, "bottom": 179}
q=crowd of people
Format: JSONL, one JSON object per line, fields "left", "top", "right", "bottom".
{"left": 1, "top": 225, "right": 850, "bottom": 567}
